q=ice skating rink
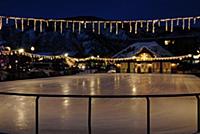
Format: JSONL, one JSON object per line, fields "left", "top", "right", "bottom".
{"left": 0, "top": 74, "right": 200, "bottom": 134}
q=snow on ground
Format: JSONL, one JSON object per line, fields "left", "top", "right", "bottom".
{"left": 0, "top": 74, "right": 199, "bottom": 134}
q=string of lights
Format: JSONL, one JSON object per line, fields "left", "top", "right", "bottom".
{"left": 0, "top": 15, "right": 200, "bottom": 34}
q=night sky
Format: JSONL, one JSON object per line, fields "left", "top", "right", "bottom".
{"left": 0, "top": 0, "right": 200, "bottom": 20}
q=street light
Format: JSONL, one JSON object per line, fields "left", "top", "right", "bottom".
{"left": 31, "top": 46, "right": 35, "bottom": 52}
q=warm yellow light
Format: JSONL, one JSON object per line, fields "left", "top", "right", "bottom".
{"left": 171, "top": 63, "right": 176, "bottom": 67}
{"left": 164, "top": 40, "right": 170, "bottom": 45}
{"left": 5, "top": 46, "right": 11, "bottom": 51}
{"left": 188, "top": 54, "right": 192, "bottom": 57}
{"left": 18, "top": 48, "right": 24, "bottom": 53}
{"left": 64, "top": 53, "right": 68, "bottom": 57}
{"left": 31, "top": 46, "right": 35, "bottom": 51}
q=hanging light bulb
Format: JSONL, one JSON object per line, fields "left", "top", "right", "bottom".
{"left": 14, "top": 18, "right": 18, "bottom": 29}
{"left": 21, "top": 18, "right": 24, "bottom": 32}
{"left": 129, "top": 21, "right": 132, "bottom": 33}
{"left": 0, "top": 16, "right": 2, "bottom": 30}
{"left": 34, "top": 19, "right": 37, "bottom": 31}
{"left": 116, "top": 21, "right": 119, "bottom": 35}
{"left": 66, "top": 20, "right": 68, "bottom": 29}
{"left": 165, "top": 20, "right": 168, "bottom": 31}
{"left": 188, "top": 18, "right": 191, "bottom": 30}
{"left": 182, "top": 18, "right": 185, "bottom": 30}
{"left": 72, "top": 21, "right": 75, "bottom": 32}
{"left": 193, "top": 17, "right": 197, "bottom": 24}
{"left": 170, "top": 19, "right": 174, "bottom": 32}
{"left": 98, "top": 21, "right": 101, "bottom": 35}
{"left": 176, "top": 18, "right": 179, "bottom": 26}
{"left": 110, "top": 21, "right": 113, "bottom": 33}
{"left": 78, "top": 21, "right": 81, "bottom": 34}
{"left": 6, "top": 17, "right": 9, "bottom": 24}
{"left": 152, "top": 20, "right": 156, "bottom": 33}
{"left": 158, "top": 20, "right": 161, "bottom": 27}
{"left": 92, "top": 21, "right": 95, "bottom": 32}
{"left": 27, "top": 19, "right": 30, "bottom": 26}
{"left": 135, "top": 21, "right": 138, "bottom": 34}
{"left": 104, "top": 21, "right": 107, "bottom": 29}
{"left": 84, "top": 21, "right": 87, "bottom": 29}
{"left": 46, "top": 20, "right": 49, "bottom": 27}
{"left": 40, "top": 20, "right": 43, "bottom": 32}
{"left": 54, "top": 21, "right": 57, "bottom": 32}
{"left": 140, "top": 21, "right": 143, "bottom": 28}
{"left": 121, "top": 21, "right": 124, "bottom": 29}
{"left": 146, "top": 21, "right": 149, "bottom": 32}
{"left": 60, "top": 21, "right": 63, "bottom": 34}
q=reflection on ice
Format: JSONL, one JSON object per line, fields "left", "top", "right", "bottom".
{"left": 0, "top": 74, "right": 199, "bottom": 134}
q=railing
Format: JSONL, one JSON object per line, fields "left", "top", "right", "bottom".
{"left": 0, "top": 92, "right": 200, "bottom": 134}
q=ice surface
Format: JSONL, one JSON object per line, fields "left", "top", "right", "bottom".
{"left": 0, "top": 74, "right": 199, "bottom": 134}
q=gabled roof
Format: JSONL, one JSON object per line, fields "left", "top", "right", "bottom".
{"left": 113, "top": 41, "right": 172, "bottom": 58}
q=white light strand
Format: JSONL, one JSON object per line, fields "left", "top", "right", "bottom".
{"left": 6, "top": 17, "right": 9, "bottom": 24}
{"left": 54, "top": 21, "right": 57, "bottom": 32}
{"left": 60, "top": 21, "right": 63, "bottom": 34}
{"left": 98, "top": 21, "right": 101, "bottom": 35}
{"left": 92, "top": 22, "right": 95, "bottom": 32}
{"left": 27, "top": 19, "right": 30, "bottom": 26}
{"left": 84, "top": 21, "right": 87, "bottom": 29}
{"left": 66, "top": 20, "right": 68, "bottom": 29}
{"left": 188, "top": 18, "right": 191, "bottom": 30}
{"left": 0, "top": 16, "right": 2, "bottom": 30}
{"left": 165, "top": 20, "right": 168, "bottom": 31}
{"left": 15, "top": 18, "right": 18, "bottom": 29}
{"left": 140, "top": 21, "right": 143, "bottom": 28}
{"left": 40, "top": 20, "right": 43, "bottom": 32}
{"left": 34, "top": 19, "right": 37, "bottom": 31}
{"left": 158, "top": 20, "right": 161, "bottom": 27}
{"left": 110, "top": 22, "right": 113, "bottom": 33}
{"left": 170, "top": 19, "right": 174, "bottom": 32}
{"left": 176, "top": 19, "right": 179, "bottom": 26}
{"left": 193, "top": 17, "right": 197, "bottom": 24}
{"left": 116, "top": 22, "right": 118, "bottom": 35}
{"left": 78, "top": 21, "right": 81, "bottom": 34}
{"left": 72, "top": 21, "right": 75, "bottom": 32}
{"left": 21, "top": 18, "right": 24, "bottom": 32}
{"left": 152, "top": 20, "right": 156, "bottom": 33}
{"left": 104, "top": 22, "right": 106, "bottom": 29}
{"left": 182, "top": 18, "right": 185, "bottom": 30}
{"left": 135, "top": 21, "right": 138, "bottom": 34}
{"left": 46, "top": 20, "right": 49, "bottom": 27}
{"left": 146, "top": 21, "right": 149, "bottom": 32}
{"left": 129, "top": 21, "right": 132, "bottom": 33}
{"left": 121, "top": 21, "right": 124, "bottom": 29}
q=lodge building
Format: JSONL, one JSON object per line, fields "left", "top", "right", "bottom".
{"left": 77, "top": 41, "right": 192, "bottom": 73}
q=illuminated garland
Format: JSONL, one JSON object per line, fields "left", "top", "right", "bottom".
{"left": 182, "top": 18, "right": 185, "bottom": 30}
{"left": 0, "top": 15, "right": 199, "bottom": 34}
{"left": 40, "top": 20, "right": 43, "bottom": 32}
{"left": 60, "top": 21, "right": 63, "bottom": 33}
{"left": 34, "top": 19, "right": 37, "bottom": 31}
{"left": 135, "top": 21, "right": 138, "bottom": 34}
{"left": 116, "top": 22, "right": 118, "bottom": 35}
{"left": 98, "top": 21, "right": 101, "bottom": 35}
{"left": 170, "top": 19, "right": 174, "bottom": 32}
{"left": 15, "top": 18, "right": 18, "bottom": 29}
{"left": 129, "top": 21, "right": 132, "bottom": 33}
{"left": 110, "top": 21, "right": 112, "bottom": 33}
{"left": 0, "top": 16, "right": 3, "bottom": 30}
{"left": 21, "top": 18, "right": 24, "bottom": 32}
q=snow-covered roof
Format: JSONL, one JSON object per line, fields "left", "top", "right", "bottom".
{"left": 113, "top": 41, "right": 172, "bottom": 58}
